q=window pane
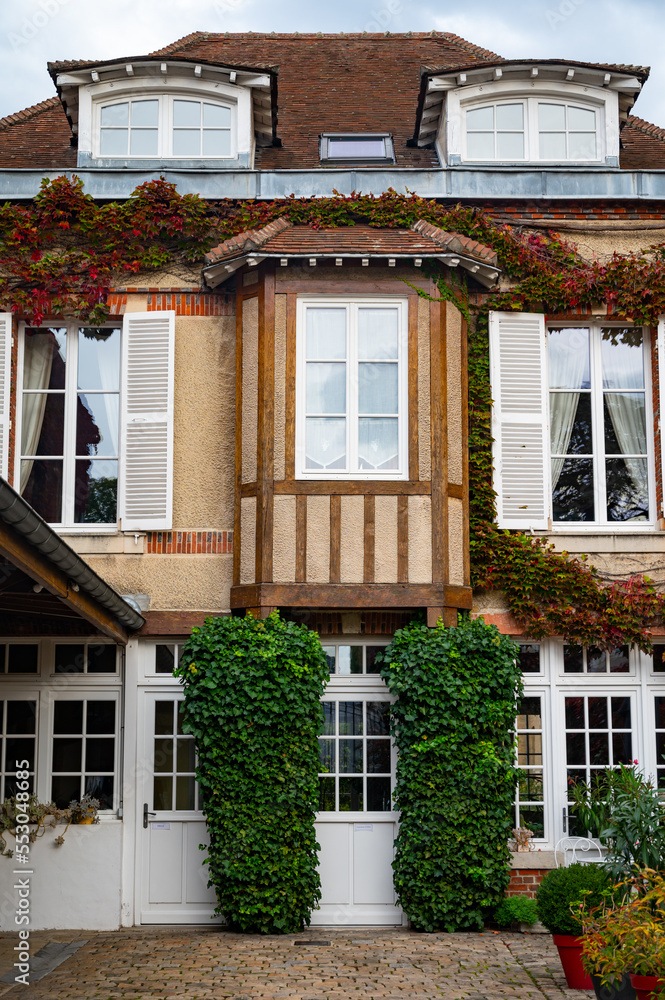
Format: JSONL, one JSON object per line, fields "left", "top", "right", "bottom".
{"left": 367, "top": 777, "right": 391, "bottom": 811}
{"left": 175, "top": 776, "right": 195, "bottom": 810}
{"left": 518, "top": 644, "right": 541, "bottom": 673}
{"left": 328, "top": 138, "right": 385, "bottom": 158}
{"left": 337, "top": 646, "right": 362, "bottom": 675}
{"left": 100, "top": 129, "right": 128, "bottom": 156}
{"left": 21, "top": 394, "right": 65, "bottom": 455}
{"left": 496, "top": 132, "right": 524, "bottom": 160}
{"left": 173, "top": 101, "right": 200, "bottom": 127}
{"left": 604, "top": 394, "right": 646, "bottom": 455}
{"left": 53, "top": 737, "right": 82, "bottom": 771}
{"left": 87, "top": 645, "right": 117, "bottom": 674}
{"left": 130, "top": 129, "right": 158, "bottom": 156}
{"left": 609, "top": 646, "right": 630, "bottom": 674}
{"left": 365, "top": 646, "right": 384, "bottom": 674}
{"left": 154, "top": 738, "right": 174, "bottom": 772}
{"left": 306, "top": 363, "right": 346, "bottom": 414}
{"left": 611, "top": 697, "right": 632, "bottom": 729}
{"left": 549, "top": 328, "right": 591, "bottom": 389}
{"left": 338, "top": 777, "right": 363, "bottom": 811}
{"left": 202, "top": 130, "right": 231, "bottom": 157}
{"left": 321, "top": 646, "right": 336, "bottom": 675}
{"left": 518, "top": 697, "right": 542, "bottom": 728}
{"left": 539, "top": 103, "right": 566, "bottom": 130}
{"left": 339, "top": 739, "right": 363, "bottom": 773}
{"left": 101, "top": 103, "right": 129, "bottom": 127}
{"left": 172, "top": 130, "right": 201, "bottom": 157}
{"left": 539, "top": 132, "right": 566, "bottom": 160}
{"left": 601, "top": 331, "right": 644, "bottom": 390}
{"left": 156, "top": 645, "right": 176, "bottom": 675}
{"left": 552, "top": 457, "right": 594, "bottom": 521}
{"left": 21, "top": 460, "right": 63, "bottom": 522}
{"left": 519, "top": 805, "right": 544, "bottom": 838}
{"left": 154, "top": 776, "right": 172, "bottom": 810}
{"left": 24, "top": 328, "right": 66, "bottom": 390}
{"left": 587, "top": 648, "right": 606, "bottom": 674}
{"left": 6, "top": 738, "right": 35, "bottom": 771}
{"left": 6, "top": 701, "right": 36, "bottom": 735}
{"left": 496, "top": 104, "right": 523, "bottom": 130}
{"left": 605, "top": 457, "right": 648, "bottom": 522}
{"left": 366, "top": 702, "right": 390, "bottom": 736}
{"left": 588, "top": 697, "right": 608, "bottom": 728}
{"left": 319, "top": 777, "right": 335, "bottom": 810}
{"left": 565, "top": 697, "right": 585, "bottom": 729}
{"left": 358, "top": 417, "right": 399, "bottom": 471}
{"left": 319, "top": 739, "right": 335, "bottom": 773}
{"left": 358, "top": 363, "right": 398, "bottom": 414}
{"left": 7, "top": 645, "right": 38, "bottom": 674}
{"left": 306, "top": 309, "right": 346, "bottom": 359}
{"left": 612, "top": 732, "right": 633, "bottom": 764}
{"left": 74, "top": 459, "right": 118, "bottom": 524}
{"left": 564, "top": 645, "right": 584, "bottom": 673}
{"left": 77, "top": 394, "right": 119, "bottom": 457}
{"left": 87, "top": 701, "right": 115, "bottom": 735}
{"left": 155, "top": 701, "right": 174, "bottom": 735}
{"left": 466, "top": 132, "right": 494, "bottom": 159}
{"left": 131, "top": 100, "right": 159, "bottom": 127}
{"left": 78, "top": 328, "right": 120, "bottom": 391}
{"left": 55, "top": 644, "right": 85, "bottom": 674}
{"left": 339, "top": 702, "right": 363, "bottom": 736}
{"left": 54, "top": 701, "right": 83, "bottom": 734}
{"left": 569, "top": 132, "right": 597, "bottom": 160}
{"left": 467, "top": 106, "right": 494, "bottom": 130}
{"left": 86, "top": 738, "right": 114, "bottom": 772}
{"left": 566, "top": 733, "right": 586, "bottom": 765}
{"left": 569, "top": 106, "right": 596, "bottom": 130}
{"left": 52, "top": 775, "right": 80, "bottom": 808}
{"left": 655, "top": 696, "right": 665, "bottom": 726}
{"left": 86, "top": 775, "right": 113, "bottom": 810}
{"left": 322, "top": 702, "right": 336, "bottom": 736}
{"left": 305, "top": 417, "right": 346, "bottom": 470}
{"left": 358, "top": 309, "right": 398, "bottom": 359}
{"left": 367, "top": 740, "right": 390, "bottom": 773}
{"left": 550, "top": 392, "right": 592, "bottom": 455}
{"left": 653, "top": 648, "right": 665, "bottom": 673}
{"left": 203, "top": 103, "right": 231, "bottom": 128}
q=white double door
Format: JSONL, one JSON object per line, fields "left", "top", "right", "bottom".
{"left": 137, "top": 691, "right": 220, "bottom": 924}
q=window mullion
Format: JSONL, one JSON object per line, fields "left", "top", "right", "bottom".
{"left": 62, "top": 325, "right": 78, "bottom": 525}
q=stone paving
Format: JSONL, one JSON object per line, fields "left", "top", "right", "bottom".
{"left": 0, "top": 927, "right": 593, "bottom": 999}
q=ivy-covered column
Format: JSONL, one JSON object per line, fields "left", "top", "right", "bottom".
{"left": 380, "top": 617, "right": 522, "bottom": 931}
{"left": 177, "top": 612, "right": 329, "bottom": 933}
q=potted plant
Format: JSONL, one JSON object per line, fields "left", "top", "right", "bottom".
{"left": 536, "top": 863, "right": 611, "bottom": 990}
{"left": 70, "top": 794, "right": 100, "bottom": 825}
{"left": 580, "top": 872, "right": 665, "bottom": 1000}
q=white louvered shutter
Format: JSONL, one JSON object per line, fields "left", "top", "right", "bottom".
{"left": 489, "top": 311, "right": 549, "bottom": 530}
{"left": 658, "top": 319, "right": 665, "bottom": 519}
{"left": 119, "top": 311, "right": 175, "bottom": 531}
{"left": 0, "top": 314, "right": 11, "bottom": 480}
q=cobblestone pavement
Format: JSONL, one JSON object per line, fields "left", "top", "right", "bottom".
{"left": 0, "top": 927, "right": 593, "bottom": 999}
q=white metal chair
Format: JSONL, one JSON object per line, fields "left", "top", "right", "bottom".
{"left": 554, "top": 836, "right": 605, "bottom": 868}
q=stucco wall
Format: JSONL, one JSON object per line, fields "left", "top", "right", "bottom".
{"left": 407, "top": 495, "right": 432, "bottom": 584}
{"left": 567, "top": 227, "right": 665, "bottom": 262}
{"left": 273, "top": 494, "right": 296, "bottom": 583}
{"left": 85, "top": 554, "right": 233, "bottom": 611}
{"left": 375, "top": 496, "right": 398, "bottom": 584}
{"left": 240, "top": 496, "right": 256, "bottom": 586}
{"left": 339, "top": 496, "right": 365, "bottom": 583}
{"left": 448, "top": 497, "right": 464, "bottom": 586}
{"left": 306, "top": 496, "right": 330, "bottom": 583}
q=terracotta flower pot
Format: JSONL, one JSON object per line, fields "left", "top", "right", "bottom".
{"left": 629, "top": 974, "right": 664, "bottom": 1000}
{"left": 552, "top": 934, "right": 593, "bottom": 990}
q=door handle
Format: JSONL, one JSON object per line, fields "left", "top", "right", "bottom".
{"left": 562, "top": 806, "right": 568, "bottom": 834}
{"left": 143, "top": 803, "right": 156, "bottom": 829}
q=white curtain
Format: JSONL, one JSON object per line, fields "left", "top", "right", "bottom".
{"left": 20, "top": 334, "right": 54, "bottom": 491}
{"left": 549, "top": 345, "right": 588, "bottom": 487}
{"left": 604, "top": 392, "right": 647, "bottom": 505}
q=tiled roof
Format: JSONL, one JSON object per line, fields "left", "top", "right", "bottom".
{"left": 620, "top": 114, "right": 665, "bottom": 169}
{"left": 204, "top": 219, "right": 498, "bottom": 266}
{"left": 0, "top": 96, "right": 75, "bottom": 169}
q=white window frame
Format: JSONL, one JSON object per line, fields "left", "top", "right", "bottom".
{"left": 295, "top": 296, "right": 409, "bottom": 481}
{"left": 548, "top": 321, "right": 655, "bottom": 530}
{"left": 16, "top": 321, "right": 122, "bottom": 532}
{"left": 442, "top": 79, "right": 619, "bottom": 166}
{"left": 94, "top": 93, "right": 237, "bottom": 160}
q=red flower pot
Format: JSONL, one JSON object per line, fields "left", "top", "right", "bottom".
{"left": 629, "top": 974, "right": 664, "bottom": 1000}
{"left": 552, "top": 934, "right": 593, "bottom": 990}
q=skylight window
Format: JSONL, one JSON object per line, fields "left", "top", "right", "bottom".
{"left": 320, "top": 133, "right": 395, "bottom": 164}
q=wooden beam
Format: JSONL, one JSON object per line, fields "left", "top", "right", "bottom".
{"left": 408, "top": 293, "right": 419, "bottom": 481}
{"left": 138, "top": 611, "right": 229, "bottom": 636}
{"left": 329, "top": 495, "right": 341, "bottom": 583}
{"left": 230, "top": 582, "right": 473, "bottom": 610}
{"left": 364, "top": 495, "right": 375, "bottom": 583}
{"left": 271, "top": 480, "right": 432, "bottom": 495}
{"left": 0, "top": 521, "right": 129, "bottom": 643}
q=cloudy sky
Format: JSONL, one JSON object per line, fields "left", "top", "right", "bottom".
{"left": 1, "top": 0, "right": 663, "bottom": 125}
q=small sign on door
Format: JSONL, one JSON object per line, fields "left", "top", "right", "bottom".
{"left": 354, "top": 823, "right": 374, "bottom": 832}
{"left": 151, "top": 822, "right": 171, "bottom": 830}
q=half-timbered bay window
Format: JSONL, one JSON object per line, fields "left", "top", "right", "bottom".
{"left": 14, "top": 312, "right": 175, "bottom": 531}
{"left": 296, "top": 298, "right": 408, "bottom": 479}
{"left": 490, "top": 313, "right": 654, "bottom": 530}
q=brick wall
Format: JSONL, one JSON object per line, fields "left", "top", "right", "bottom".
{"left": 507, "top": 868, "right": 549, "bottom": 898}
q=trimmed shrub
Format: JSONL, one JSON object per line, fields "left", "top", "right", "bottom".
{"left": 494, "top": 895, "right": 539, "bottom": 927}
{"left": 176, "top": 612, "right": 329, "bottom": 933}
{"left": 536, "top": 863, "right": 611, "bottom": 936}
{"left": 379, "top": 617, "right": 522, "bottom": 932}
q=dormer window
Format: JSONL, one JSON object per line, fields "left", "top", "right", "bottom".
{"left": 97, "top": 95, "right": 235, "bottom": 159}
{"left": 462, "top": 97, "right": 600, "bottom": 163}
{"left": 320, "top": 133, "right": 395, "bottom": 164}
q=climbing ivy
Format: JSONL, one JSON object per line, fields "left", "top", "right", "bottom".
{"left": 175, "top": 612, "right": 329, "bottom": 933}
{"left": 378, "top": 617, "right": 522, "bottom": 931}
{"left": 2, "top": 177, "right": 665, "bottom": 645}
